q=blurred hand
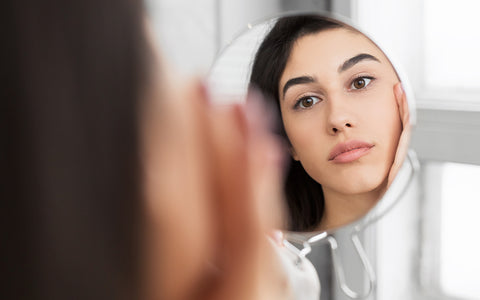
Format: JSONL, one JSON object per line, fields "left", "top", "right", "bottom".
{"left": 143, "top": 77, "right": 289, "bottom": 300}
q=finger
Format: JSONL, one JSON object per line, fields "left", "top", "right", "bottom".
{"left": 243, "top": 98, "right": 292, "bottom": 300}
{"left": 387, "top": 82, "right": 411, "bottom": 188}
{"left": 394, "top": 83, "right": 404, "bottom": 127}
{"left": 143, "top": 78, "right": 218, "bottom": 300}
{"left": 204, "top": 104, "right": 263, "bottom": 300}
{"left": 245, "top": 93, "right": 287, "bottom": 231}
{"left": 268, "top": 230, "right": 285, "bottom": 247}
{"left": 394, "top": 82, "right": 410, "bottom": 130}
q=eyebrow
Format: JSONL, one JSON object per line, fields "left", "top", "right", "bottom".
{"left": 282, "top": 75, "right": 316, "bottom": 99}
{"left": 281, "top": 53, "right": 380, "bottom": 99}
{"left": 338, "top": 53, "right": 380, "bottom": 73}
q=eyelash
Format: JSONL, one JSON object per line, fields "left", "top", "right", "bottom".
{"left": 291, "top": 76, "right": 376, "bottom": 110}
{"left": 293, "top": 95, "right": 322, "bottom": 110}
{"left": 349, "top": 75, "right": 375, "bottom": 91}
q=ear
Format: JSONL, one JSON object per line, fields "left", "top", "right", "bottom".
{"left": 289, "top": 146, "right": 299, "bottom": 161}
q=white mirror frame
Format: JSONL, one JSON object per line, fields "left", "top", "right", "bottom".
{"left": 208, "top": 10, "right": 419, "bottom": 299}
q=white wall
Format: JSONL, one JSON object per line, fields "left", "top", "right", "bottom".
{"left": 146, "top": 0, "right": 217, "bottom": 74}
{"left": 146, "top": 0, "right": 280, "bottom": 75}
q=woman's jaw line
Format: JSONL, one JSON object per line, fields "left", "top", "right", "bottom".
{"left": 318, "top": 176, "right": 388, "bottom": 230}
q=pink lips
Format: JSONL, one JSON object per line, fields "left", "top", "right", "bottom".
{"left": 328, "top": 140, "right": 374, "bottom": 163}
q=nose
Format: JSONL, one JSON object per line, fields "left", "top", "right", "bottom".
{"left": 326, "top": 95, "right": 354, "bottom": 135}
{"left": 331, "top": 121, "right": 352, "bottom": 134}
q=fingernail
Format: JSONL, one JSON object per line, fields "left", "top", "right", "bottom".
{"left": 271, "top": 230, "right": 284, "bottom": 246}
{"left": 196, "top": 79, "right": 210, "bottom": 105}
{"left": 246, "top": 87, "right": 282, "bottom": 135}
{"left": 398, "top": 82, "right": 406, "bottom": 95}
{"left": 245, "top": 90, "right": 264, "bottom": 129}
{"left": 267, "top": 138, "right": 289, "bottom": 173}
{"left": 394, "top": 82, "right": 403, "bottom": 99}
{"left": 232, "top": 103, "right": 248, "bottom": 140}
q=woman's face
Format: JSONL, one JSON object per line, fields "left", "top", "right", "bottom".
{"left": 278, "top": 28, "right": 402, "bottom": 197}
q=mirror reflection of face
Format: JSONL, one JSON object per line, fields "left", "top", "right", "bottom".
{"left": 278, "top": 28, "right": 402, "bottom": 227}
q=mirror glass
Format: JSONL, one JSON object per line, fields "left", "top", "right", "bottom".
{"left": 208, "top": 12, "right": 415, "bottom": 235}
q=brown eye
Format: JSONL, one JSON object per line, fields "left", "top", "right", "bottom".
{"left": 301, "top": 97, "right": 314, "bottom": 107}
{"left": 297, "top": 96, "right": 320, "bottom": 109}
{"left": 354, "top": 78, "right": 365, "bottom": 89}
{"left": 351, "top": 77, "right": 372, "bottom": 90}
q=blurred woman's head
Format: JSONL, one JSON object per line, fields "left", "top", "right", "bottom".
{"left": 2, "top": 2, "right": 314, "bottom": 299}
{"left": 2, "top": 0, "right": 147, "bottom": 298}
{"left": 2, "top": 1, "right": 261, "bottom": 299}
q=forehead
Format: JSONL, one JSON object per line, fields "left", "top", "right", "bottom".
{"left": 281, "top": 28, "right": 390, "bottom": 82}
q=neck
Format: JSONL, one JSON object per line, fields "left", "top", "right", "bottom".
{"left": 318, "top": 181, "right": 387, "bottom": 231}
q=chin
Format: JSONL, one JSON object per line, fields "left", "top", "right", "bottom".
{"left": 326, "top": 170, "right": 388, "bottom": 196}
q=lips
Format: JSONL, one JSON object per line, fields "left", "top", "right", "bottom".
{"left": 328, "top": 140, "right": 374, "bottom": 163}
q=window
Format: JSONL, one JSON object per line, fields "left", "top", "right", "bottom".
{"left": 424, "top": 0, "right": 480, "bottom": 91}
{"left": 353, "top": 1, "right": 480, "bottom": 300}
{"left": 422, "top": 162, "right": 480, "bottom": 299}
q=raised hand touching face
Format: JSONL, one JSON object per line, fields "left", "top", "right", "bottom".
{"left": 142, "top": 74, "right": 289, "bottom": 300}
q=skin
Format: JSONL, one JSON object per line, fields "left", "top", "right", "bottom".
{"left": 142, "top": 24, "right": 290, "bottom": 300}
{"left": 278, "top": 28, "right": 404, "bottom": 230}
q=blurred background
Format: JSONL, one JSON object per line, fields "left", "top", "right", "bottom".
{"left": 146, "top": 0, "right": 480, "bottom": 299}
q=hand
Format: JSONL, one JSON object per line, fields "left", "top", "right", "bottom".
{"left": 203, "top": 87, "right": 289, "bottom": 300}
{"left": 144, "top": 78, "right": 288, "bottom": 300}
{"left": 387, "top": 82, "right": 411, "bottom": 188}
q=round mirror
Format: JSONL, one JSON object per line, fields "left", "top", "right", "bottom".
{"left": 208, "top": 12, "right": 416, "bottom": 237}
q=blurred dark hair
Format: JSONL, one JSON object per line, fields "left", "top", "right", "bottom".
{"left": 1, "top": 0, "right": 148, "bottom": 299}
{"left": 249, "top": 15, "right": 342, "bottom": 231}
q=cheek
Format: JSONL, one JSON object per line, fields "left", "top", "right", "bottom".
{"left": 281, "top": 112, "right": 332, "bottom": 184}
{"left": 359, "top": 88, "right": 402, "bottom": 171}
{"left": 369, "top": 89, "right": 402, "bottom": 148}
{"left": 282, "top": 110, "right": 329, "bottom": 159}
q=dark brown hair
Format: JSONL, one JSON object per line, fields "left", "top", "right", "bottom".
{"left": 249, "top": 15, "right": 342, "bottom": 231}
{"left": 1, "top": 0, "right": 147, "bottom": 299}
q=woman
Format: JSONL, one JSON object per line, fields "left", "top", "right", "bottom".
{"left": 250, "top": 15, "right": 410, "bottom": 232}
{"left": 2, "top": 0, "right": 289, "bottom": 299}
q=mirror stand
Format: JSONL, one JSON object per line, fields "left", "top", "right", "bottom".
{"left": 328, "top": 234, "right": 375, "bottom": 299}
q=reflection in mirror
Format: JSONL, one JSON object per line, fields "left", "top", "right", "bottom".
{"left": 209, "top": 13, "right": 413, "bottom": 234}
